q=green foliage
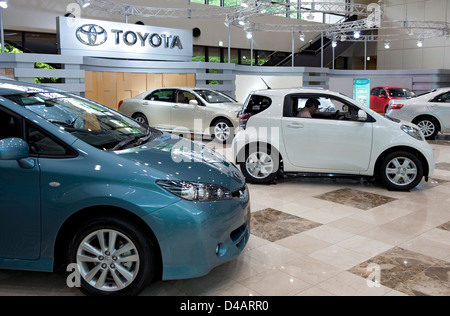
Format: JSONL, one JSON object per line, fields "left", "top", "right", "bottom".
{"left": 1, "top": 43, "right": 60, "bottom": 84}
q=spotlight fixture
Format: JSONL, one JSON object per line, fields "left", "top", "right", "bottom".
{"left": 0, "top": 0, "right": 7, "bottom": 9}
{"left": 332, "top": 40, "right": 337, "bottom": 48}
{"left": 82, "top": 0, "right": 91, "bottom": 8}
{"left": 354, "top": 31, "right": 361, "bottom": 39}
{"left": 246, "top": 32, "right": 253, "bottom": 39}
{"left": 306, "top": 13, "right": 314, "bottom": 21}
{"left": 417, "top": 40, "right": 423, "bottom": 47}
{"left": 299, "top": 33, "right": 305, "bottom": 42}
{"left": 384, "top": 42, "right": 390, "bottom": 49}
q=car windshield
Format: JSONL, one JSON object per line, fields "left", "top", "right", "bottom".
{"left": 194, "top": 89, "right": 237, "bottom": 104}
{"left": 387, "top": 88, "right": 415, "bottom": 98}
{"left": 4, "top": 92, "right": 157, "bottom": 151}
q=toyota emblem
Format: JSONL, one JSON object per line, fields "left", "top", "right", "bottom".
{"left": 76, "top": 24, "right": 108, "bottom": 46}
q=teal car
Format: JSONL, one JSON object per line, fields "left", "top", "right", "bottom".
{"left": 0, "top": 79, "right": 250, "bottom": 296}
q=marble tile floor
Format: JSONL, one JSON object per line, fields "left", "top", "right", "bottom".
{"left": 1, "top": 140, "right": 450, "bottom": 296}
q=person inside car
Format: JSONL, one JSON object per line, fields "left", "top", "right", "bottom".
{"left": 297, "top": 98, "right": 321, "bottom": 118}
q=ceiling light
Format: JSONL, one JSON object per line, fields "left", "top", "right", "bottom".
{"left": 307, "top": 13, "right": 314, "bottom": 21}
{"left": 332, "top": 41, "right": 337, "bottom": 48}
{"left": 246, "top": 32, "right": 253, "bottom": 39}
{"left": 0, "top": 0, "right": 7, "bottom": 9}
{"left": 82, "top": 0, "right": 91, "bottom": 8}
{"left": 417, "top": 40, "right": 423, "bottom": 47}
{"left": 354, "top": 31, "right": 361, "bottom": 39}
{"left": 299, "top": 33, "right": 305, "bottom": 42}
{"left": 384, "top": 42, "right": 390, "bottom": 49}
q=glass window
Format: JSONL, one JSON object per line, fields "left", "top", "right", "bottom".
{"left": 386, "top": 88, "right": 414, "bottom": 98}
{"left": 4, "top": 92, "right": 154, "bottom": 151}
{"left": 242, "top": 95, "right": 272, "bottom": 115}
{"left": 194, "top": 89, "right": 236, "bottom": 103}
{"left": 146, "top": 89, "right": 176, "bottom": 102}
{"left": 26, "top": 124, "right": 72, "bottom": 157}
{"left": 434, "top": 92, "right": 450, "bottom": 103}
{"left": 0, "top": 108, "right": 20, "bottom": 140}
{"left": 177, "top": 90, "right": 197, "bottom": 104}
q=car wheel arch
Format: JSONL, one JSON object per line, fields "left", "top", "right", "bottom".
{"left": 210, "top": 116, "right": 234, "bottom": 129}
{"left": 236, "top": 142, "right": 284, "bottom": 171}
{"left": 412, "top": 115, "right": 441, "bottom": 131}
{"left": 374, "top": 146, "right": 430, "bottom": 181}
{"left": 53, "top": 206, "right": 163, "bottom": 280}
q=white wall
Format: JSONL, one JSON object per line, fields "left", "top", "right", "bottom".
{"left": 377, "top": 0, "right": 450, "bottom": 70}
{"left": 235, "top": 75, "right": 303, "bottom": 103}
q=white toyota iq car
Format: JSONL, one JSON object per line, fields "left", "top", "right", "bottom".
{"left": 233, "top": 88, "right": 435, "bottom": 191}
{"left": 386, "top": 88, "right": 450, "bottom": 140}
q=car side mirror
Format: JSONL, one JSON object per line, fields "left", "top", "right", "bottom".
{"left": 189, "top": 100, "right": 199, "bottom": 106}
{"left": 358, "top": 110, "right": 368, "bottom": 122}
{"left": 0, "top": 138, "right": 35, "bottom": 169}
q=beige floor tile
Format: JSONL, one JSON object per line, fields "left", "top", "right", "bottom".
{"left": 310, "top": 245, "right": 370, "bottom": 270}
{"left": 239, "top": 269, "right": 312, "bottom": 296}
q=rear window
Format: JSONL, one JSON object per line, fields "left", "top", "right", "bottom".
{"left": 241, "top": 95, "right": 272, "bottom": 115}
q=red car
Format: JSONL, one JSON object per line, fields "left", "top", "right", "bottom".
{"left": 370, "top": 86, "right": 416, "bottom": 114}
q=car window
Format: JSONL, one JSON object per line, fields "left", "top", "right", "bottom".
{"left": 0, "top": 107, "right": 21, "bottom": 140}
{"left": 193, "top": 89, "right": 236, "bottom": 104}
{"left": 285, "top": 94, "right": 368, "bottom": 122}
{"left": 371, "top": 88, "right": 380, "bottom": 96}
{"left": 146, "top": 89, "right": 175, "bottom": 103}
{"left": 294, "top": 97, "right": 336, "bottom": 115}
{"left": 26, "top": 123, "right": 75, "bottom": 157}
{"left": 3, "top": 92, "right": 153, "bottom": 151}
{"left": 176, "top": 91, "right": 196, "bottom": 104}
{"left": 241, "top": 95, "right": 272, "bottom": 115}
{"left": 387, "top": 88, "right": 414, "bottom": 98}
{"left": 433, "top": 92, "right": 450, "bottom": 103}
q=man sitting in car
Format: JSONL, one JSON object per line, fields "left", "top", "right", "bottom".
{"left": 297, "top": 98, "right": 321, "bottom": 118}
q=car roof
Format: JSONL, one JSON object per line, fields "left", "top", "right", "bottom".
{"left": 249, "top": 88, "right": 346, "bottom": 98}
{"left": 0, "top": 78, "right": 59, "bottom": 96}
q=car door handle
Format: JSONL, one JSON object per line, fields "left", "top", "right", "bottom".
{"left": 288, "top": 123, "right": 304, "bottom": 129}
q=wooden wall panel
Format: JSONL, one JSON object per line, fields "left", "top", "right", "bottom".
{"left": 85, "top": 71, "right": 196, "bottom": 110}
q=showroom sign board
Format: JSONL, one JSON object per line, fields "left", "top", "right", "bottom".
{"left": 57, "top": 17, "right": 193, "bottom": 61}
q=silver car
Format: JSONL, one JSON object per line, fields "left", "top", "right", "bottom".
{"left": 119, "top": 87, "right": 242, "bottom": 143}
{"left": 387, "top": 88, "right": 450, "bottom": 139}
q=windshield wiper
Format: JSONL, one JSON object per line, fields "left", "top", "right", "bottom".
{"left": 111, "top": 128, "right": 152, "bottom": 151}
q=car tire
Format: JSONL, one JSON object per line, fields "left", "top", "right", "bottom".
{"left": 378, "top": 151, "right": 424, "bottom": 191}
{"left": 133, "top": 113, "right": 149, "bottom": 126}
{"left": 212, "top": 119, "right": 234, "bottom": 144}
{"left": 240, "top": 144, "right": 280, "bottom": 184}
{"left": 414, "top": 117, "right": 439, "bottom": 140}
{"left": 68, "top": 216, "right": 156, "bottom": 296}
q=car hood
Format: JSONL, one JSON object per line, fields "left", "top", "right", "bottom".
{"left": 113, "top": 133, "right": 246, "bottom": 192}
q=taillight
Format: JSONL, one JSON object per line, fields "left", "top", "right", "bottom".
{"left": 389, "top": 104, "right": 404, "bottom": 110}
{"left": 118, "top": 100, "right": 124, "bottom": 110}
{"left": 240, "top": 113, "right": 252, "bottom": 130}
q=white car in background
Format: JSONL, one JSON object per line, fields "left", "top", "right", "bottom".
{"left": 386, "top": 88, "right": 450, "bottom": 140}
{"left": 119, "top": 88, "right": 242, "bottom": 143}
{"left": 233, "top": 88, "right": 435, "bottom": 191}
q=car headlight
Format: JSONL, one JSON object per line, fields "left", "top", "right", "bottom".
{"left": 157, "top": 180, "right": 232, "bottom": 202}
{"left": 401, "top": 125, "right": 424, "bottom": 141}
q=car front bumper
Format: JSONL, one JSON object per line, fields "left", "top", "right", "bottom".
{"left": 142, "top": 185, "right": 251, "bottom": 281}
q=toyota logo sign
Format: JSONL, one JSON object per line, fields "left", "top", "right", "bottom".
{"left": 59, "top": 17, "right": 193, "bottom": 61}
{"left": 76, "top": 24, "right": 108, "bottom": 46}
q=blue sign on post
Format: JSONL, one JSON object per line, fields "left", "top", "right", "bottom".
{"left": 353, "top": 78, "right": 371, "bottom": 108}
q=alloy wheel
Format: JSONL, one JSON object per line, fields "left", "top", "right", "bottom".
{"left": 385, "top": 156, "right": 418, "bottom": 187}
{"left": 76, "top": 229, "right": 140, "bottom": 293}
{"left": 214, "top": 122, "right": 231, "bottom": 142}
{"left": 245, "top": 152, "right": 275, "bottom": 180}
{"left": 417, "top": 120, "right": 436, "bottom": 138}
